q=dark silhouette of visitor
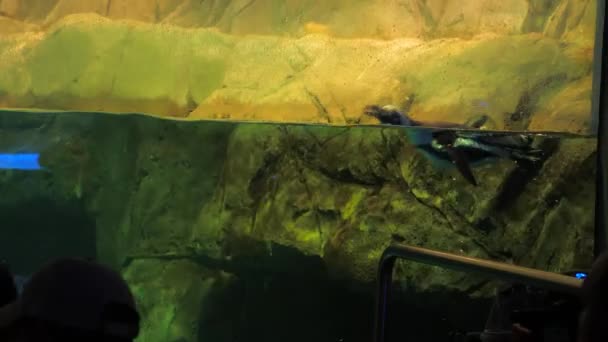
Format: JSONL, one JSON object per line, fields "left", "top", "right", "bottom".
{"left": 0, "top": 262, "right": 17, "bottom": 307}
{"left": 510, "top": 251, "right": 608, "bottom": 342}
{"left": 578, "top": 252, "right": 608, "bottom": 342}
{"left": 0, "top": 258, "right": 140, "bottom": 341}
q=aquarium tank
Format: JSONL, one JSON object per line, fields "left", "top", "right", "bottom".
{"left": 0, "top": 0, "right": 603, "bottom": 341}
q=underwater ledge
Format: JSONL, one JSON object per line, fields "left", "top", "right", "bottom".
{"left": 0, "top": 11, "right": 598, "bottom": 134}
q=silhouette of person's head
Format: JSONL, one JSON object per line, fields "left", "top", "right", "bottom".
{"left": 0, "top": 258, "right": 140, "bottom": 341}
{"left": 578, "top": 252, "right": 608, "bottom": 342}
{"left": 0, "top": 262, "right": 17, "bottom": 307}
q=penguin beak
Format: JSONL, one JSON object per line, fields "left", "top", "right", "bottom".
{"left": 363, "top": 105, "right": 382, "bottom": 118}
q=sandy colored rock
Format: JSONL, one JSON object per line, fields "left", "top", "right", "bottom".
{"left": 0, "top": 13, "right": 596, "bottom": 133}
{"left": 544, "top": 0, "right": 596, "bottom": 42}
{"left": 107, "top": 0, "right": 158, "bottom": 23}
{"left": 529, "top": 76, "right": 593, "bottom": 133}
{"left": 0, "top": 0, "right": 537, "bottom": 39}
{"left": 0, "top": 0, "right": 19, "bottom": 18}
{"left": 0, "top": 0, "right": 59, "bottom": 22}
{"left": 425, "top": 0, "right": 529, "bottom": 38}
{"left": 0, "top": 16, "right": 38, "bottom": 35}
{"left": 43, "top": 0, "right": 109, "bottom": 26}
{"left": 0, "top": 0, "right": 597, "bottom": 41}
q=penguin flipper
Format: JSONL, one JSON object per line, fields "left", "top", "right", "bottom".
{"left": 508, "top": 147, "right": 545, "bottom": 163}
{"left": 464, "top": 114, "right": 490, "bottom": 129}
{"left": 445, "top": 147, "right": 478, "bottom": 186}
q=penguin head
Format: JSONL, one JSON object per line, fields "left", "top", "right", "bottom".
{"left": 364, "top": 105, "right": 411, "bottom": 126}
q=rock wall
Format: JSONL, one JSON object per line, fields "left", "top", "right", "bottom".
{"left": 0, "top": 110, "right": 597, "bottom": 341}
{"left": 200, "top": 124, "right": 596, "bottom": 287}
{"left": 0, "top": 0, "right": 596, "bottom": 41}
{"left": 0, "top": 5, "right": 598, "bottom": 133}
{"left": 0, "top": 0, "right": 598, "bottom": 40}
{"left": 123, "top": 259, "right": 237, "bottom": 342}
{"left": 0, "top": 0, "right": 545, "bottom": 38}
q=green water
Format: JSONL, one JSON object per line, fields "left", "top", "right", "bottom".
{"left": 0, "top": 110, "right": 597, "bottom": 341}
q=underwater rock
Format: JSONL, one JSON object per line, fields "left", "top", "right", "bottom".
{"left": 191, "top": 123, "right": 596, "bottom": 292}
{"left": 122, "top": 259, "right": 236, "bottom": 342}
{"left": 486, "top": 137, "right": 596, "bottom": 270}
{"left": 112, "top": 118, "right": 234, "bottom": 260}
{"left": 0, "top": 111, "right": 235, "bottom": 269}
{"left": 0, "top": 106, "right": 597, "bottom": 342}
{"left": 0, "top": 111, "right": 597, "bottom": 297}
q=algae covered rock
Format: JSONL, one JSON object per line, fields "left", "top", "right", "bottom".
{"left": 0, "top": 109, "right": 597, "bottom": 294}
{"left": 0, "top": 109, "right": 598, "bottom": 342}
{"left": 193, "top": 123, "right": 596, "bottom": 292}
{"left": 123, "top": 259, "right": 237, "bottom": 342}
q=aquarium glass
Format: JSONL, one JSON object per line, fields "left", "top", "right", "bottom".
{"left": 0, "top": 1, "right": 602, "bottom": 342}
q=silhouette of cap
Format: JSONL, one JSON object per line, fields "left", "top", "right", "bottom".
{"left": 0, "top": 258, "right": 139, "bottom": 339}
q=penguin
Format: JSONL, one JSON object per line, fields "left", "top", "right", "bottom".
{"left": 364, "top": 104, "right": 543, "bottom": 186}
{"left": 364, "top": 105, "right": 417, "bottom": 126}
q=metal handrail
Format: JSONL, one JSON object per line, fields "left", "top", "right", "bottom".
{"left": 373, "top": 244, "right": 583, "bottom": 342}
{"left": 593, "top": 0, "right": 608, "bottom": 258}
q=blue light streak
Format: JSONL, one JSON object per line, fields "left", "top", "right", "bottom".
{"left": 0, "top": 153, "right": 42, "bottom": 170}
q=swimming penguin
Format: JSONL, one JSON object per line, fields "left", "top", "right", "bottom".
{"left": 364, "top": 104, "right": 543, "bottom": 186}
{"left": 364, "top": 104, "right": 489, "bottom": 129}
{"left": 364, "top": 105, "right": 417, "bottom": 126}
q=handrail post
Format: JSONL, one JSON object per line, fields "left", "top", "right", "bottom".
{"left": 374, "top": 253, "right": 396, "bottom": 342}
{"left": 593, "top": 0, "right": 608, "bottom": 259}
